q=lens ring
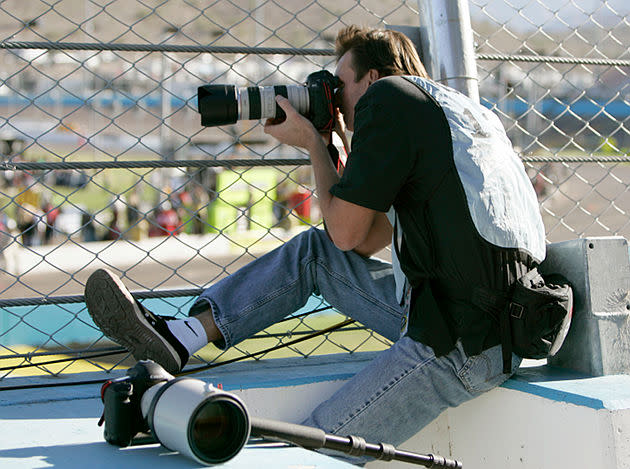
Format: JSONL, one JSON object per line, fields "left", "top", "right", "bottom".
{"left": 187, "top": 395, "right": 250, "bottom": 464}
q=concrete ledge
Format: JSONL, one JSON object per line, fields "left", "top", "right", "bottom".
{"left": 420, "top": 381, "right": 630, "bottom": 469}
{"left": 207, "top": 354, "right": 630, "bottom": 469}
{"left": 2, "top": 352, "right": 630, "bottom": 468}
{"left": 0, "top": 354, "right": 375, "bottom": 469}
{"left": 224, "top": 357, "right": 630, "bottom": 469}
{"left": 506, "top": 366, "right": 630, "bottom": 411}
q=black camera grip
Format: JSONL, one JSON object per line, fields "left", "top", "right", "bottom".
{"left": 102, "top": 381, "right": 141, "bottom": 447}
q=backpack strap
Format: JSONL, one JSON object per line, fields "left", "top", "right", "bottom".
{"left": 470, "top": 286, "right": 523, "bottom": 372}
{"left": 434, "top": 282, "right": 516, "bottom": 373}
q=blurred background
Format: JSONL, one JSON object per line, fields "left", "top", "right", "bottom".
{"left": 0, "top": 0, "right": 628, "bottom": 375}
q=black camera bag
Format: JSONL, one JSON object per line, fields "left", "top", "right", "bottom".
{"left": 474, "top": 268, "right": 573, "bottom": 373}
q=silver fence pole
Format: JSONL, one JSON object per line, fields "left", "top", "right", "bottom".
{"left": 417, "top": 0, "right": 479, "bottom": 102}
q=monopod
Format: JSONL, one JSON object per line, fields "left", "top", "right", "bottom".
{"left": 250, "top": 416, "right": 462, "bottom": 468}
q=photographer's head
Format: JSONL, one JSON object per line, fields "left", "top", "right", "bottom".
{"left": 335, "top": 25, "right": 428, "bottom": 80}
{"left": 334, "top": 25, "right": 428, "bottom": 131}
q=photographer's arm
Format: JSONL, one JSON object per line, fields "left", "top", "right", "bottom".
{"left": 325, "top": 108, "right": 391, "bottom": 256}
{"left": 352, "top": 212, "right": 392, "bottom": 257}
{"left": 265, "top": 96, "right": 375, "bottom": 251}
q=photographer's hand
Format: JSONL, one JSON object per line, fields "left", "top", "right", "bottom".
{"left": 264, "top": 96, "right": 320, "bottom": 151}
{"left": 330, "top": 108, "right": 349, "bottom": 174}
{"left": 265, "top": 95, "right": 376, "bottom": 253}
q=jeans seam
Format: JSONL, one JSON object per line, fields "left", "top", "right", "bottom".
{"left": 457, "top": 354, "right": 484, "bottom": 394}
{"left": 314, "top": 256, "right": 402, "bottom": 322}
{"left": 202, "top": 297, "right": 232, "bottom": 350}
{"left": 330, "top": 354, "right": 437, "bottom": 435}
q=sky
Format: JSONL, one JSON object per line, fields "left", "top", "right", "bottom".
{"left": 468, "top": 0, "right": 629, "bottom": 33}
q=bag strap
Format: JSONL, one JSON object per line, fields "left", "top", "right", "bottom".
{"left": 436, "top": 282, "right": 516, "bottom": 374}
{"left": 473, "top": 285, "right": 519, "bottom": 373}
{"left": 499, "top": 305, "right": 514, "bottom": 374}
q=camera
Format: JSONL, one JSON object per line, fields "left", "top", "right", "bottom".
{"left": 197, "top": 70, "right": 341, "bottom": 131}
{"left": 100, "top": 360, "right": 250, "bottom": 465}
{"left": 99, "top": 361, "right": 462, "bottom": 467}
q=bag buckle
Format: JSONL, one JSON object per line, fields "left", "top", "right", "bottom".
{"left": 509, "top": 302, "right": 524, "bottom": 319}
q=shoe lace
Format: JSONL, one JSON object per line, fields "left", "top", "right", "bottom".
{"left": 135, "top": 300, "right": 177, "bottom": 322}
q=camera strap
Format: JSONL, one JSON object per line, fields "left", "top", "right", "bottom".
{"left": 326, "top": 142, "right": 342, "bottom": 172}
{"left": 98, "top": 380, "right": 115, "bottom": 426}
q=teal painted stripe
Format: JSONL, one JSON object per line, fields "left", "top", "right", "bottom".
{"left": 500, "top": 379, "right": 605, "bottom": 409}
{"left": 501, "top": 372, "right": 630, "bottom": 411}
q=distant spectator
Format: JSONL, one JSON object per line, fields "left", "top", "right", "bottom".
{"left": 155, "top": 201, "right": 180, "bottom": 236}
{"left": 176, "top": 191, "right": 195, "bottom": 234}
{"left": 191, "top": 186, "right": 210, "bottom": 234}
{"left": 272, "top": 180, "right": 292, "bottom": 230}
{"left": 15, "top": 177, "right": 42, "bottom": 247}
{"left": 16, "top": 203, "right": 41, "bottom": 247}
{"left": 43, "top": 202, "right": 60, "bottom": 244}
{"left": 81, "top": 210, "right": 97, "bottom": 243}
{"left": 288, "top": 187, "right": 312, "bottom": 225}
{"left": 0, "top": 213, "right": 13, "bottom": 271}
{"left": 126, "top": 193, "right": 143, "bottom": 241}
{"left": 103, "top": 206, "right": 122, "bottom": 241}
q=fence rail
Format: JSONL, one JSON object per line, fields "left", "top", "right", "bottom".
{"left": 1, "top": 0, "right": 629, "bottom": 380}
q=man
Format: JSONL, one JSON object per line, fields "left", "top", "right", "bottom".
{"left": 85, "top": 25, "right": 544, "bottom": 460}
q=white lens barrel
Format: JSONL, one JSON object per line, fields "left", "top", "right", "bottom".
{"left": 140, "top": 378, "right": 250, "bottom": 465}
{"left": 259, "top": 86, "right": 278, "bottom": 119}
{"left": 237, "top": 88, "right": 249, "bottom": 120}
{"left": 287, "top": 85, "right": 310, "bottom": 116}
{"left": 237, "top": 85, "right": 309, "bottom": 120}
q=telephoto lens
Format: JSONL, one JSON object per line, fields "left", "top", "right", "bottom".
{"left": 140, "top": 378, "right": 251, "bottom": 465}
{"left": 197, "top": 70, "right": 341, "bottom": 131}
{"left": 198, "top": 84, "right": 309, "bottom": 126}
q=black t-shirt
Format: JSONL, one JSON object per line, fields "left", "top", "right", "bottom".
{"left": 330, "top": 76, "right": 534, "bottom": 357}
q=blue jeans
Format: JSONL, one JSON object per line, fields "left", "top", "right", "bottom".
{"left": 193, "top": 228, "right": 520, "bottom": 464}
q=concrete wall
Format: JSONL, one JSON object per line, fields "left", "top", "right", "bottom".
{"left": 222, "top": 236, "right": 630, "bottom": 468}
{"left": 223, "top": 360, "right": 630, "bottom": 469}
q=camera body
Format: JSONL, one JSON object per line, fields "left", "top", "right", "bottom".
{"left": 197, "top": 70, "right": 341, "bottom": 132}
{"left": 302, "top": 70, "right": 342, "bottom": 131}
{"left": 100, "top": 360, "right": 251, "bottom": 465}
{"left": 100, "top": 360, "right": 173, "bottom": 447}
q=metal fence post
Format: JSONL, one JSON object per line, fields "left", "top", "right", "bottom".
{"left": 417, "top": 0, "right": 479, "bottom": 101}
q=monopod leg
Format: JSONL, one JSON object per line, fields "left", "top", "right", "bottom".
{"left": 250, "top": 417, "right": 462, "bottom": 468}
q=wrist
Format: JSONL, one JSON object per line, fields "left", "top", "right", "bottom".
{"left": 306, "top": 127, "right": 326, "bottom": 153}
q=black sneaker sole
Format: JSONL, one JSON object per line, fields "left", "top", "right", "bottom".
{"left": 85, "top": 268, "right": 183, "bottom": 374}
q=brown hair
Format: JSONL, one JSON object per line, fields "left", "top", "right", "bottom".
{"left": 335, "top": 25, "right": 429, "bottom": 81}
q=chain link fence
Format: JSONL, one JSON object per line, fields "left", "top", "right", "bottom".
{"left": 0, "top": 0, "right": 628, "bottom": 379}
{"left": 471, "top": 0, "right": 630, "bottom": 240}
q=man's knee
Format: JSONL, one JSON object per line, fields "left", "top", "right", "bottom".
{"left": 286, "top": 227, "right": 328, "bottom": 251}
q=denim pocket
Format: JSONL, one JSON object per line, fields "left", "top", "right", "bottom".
{"left": 457, "top": 344, "right": 521, "bottom": 394}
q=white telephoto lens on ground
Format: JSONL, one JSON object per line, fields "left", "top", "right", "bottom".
{"left": 141, "top": 378, "right": 250, "bottom": 465}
